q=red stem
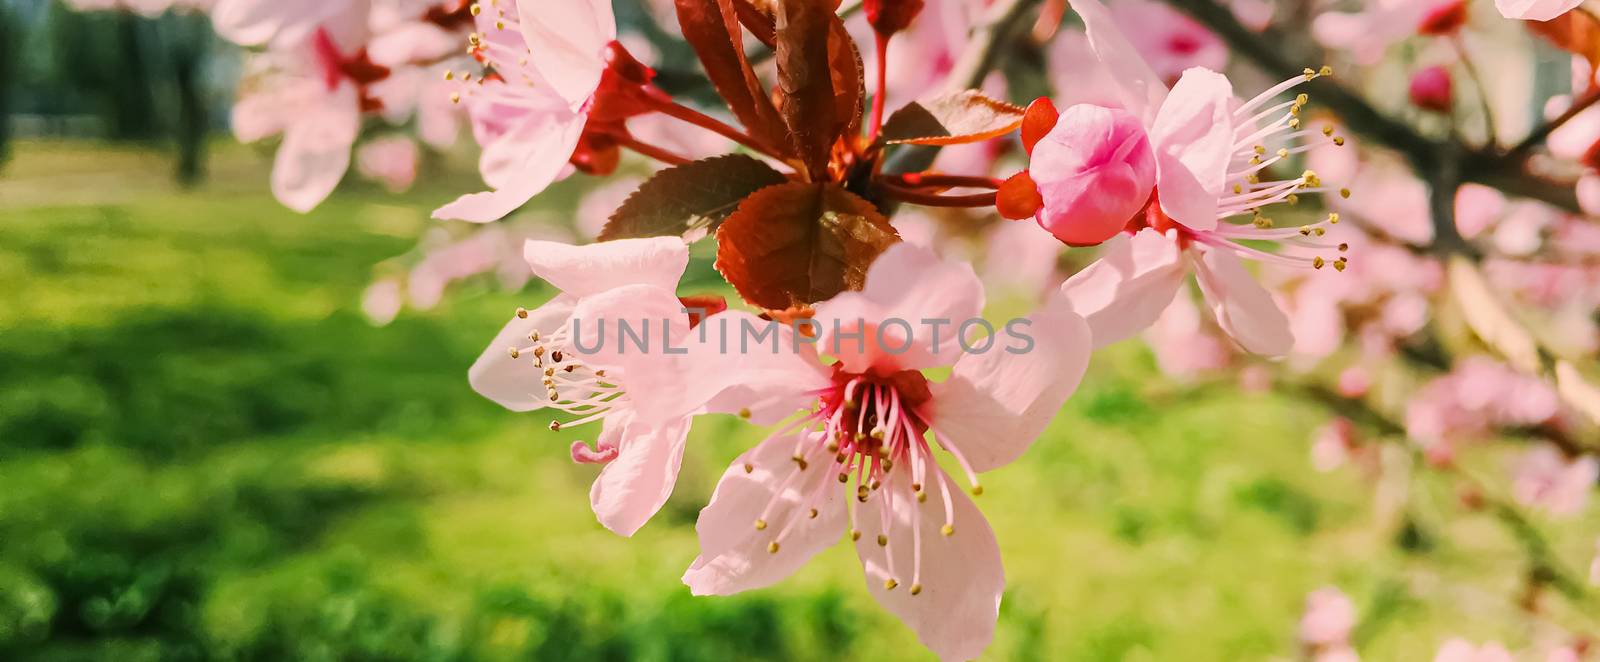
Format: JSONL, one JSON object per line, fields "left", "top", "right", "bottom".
{"left": 618, "top": 135, "right": 691, "bottom": 166}
{"left": 879, "top": 173, "right": 1003, "bottom": 190}
{"left": 868, "top": 33, "right": 890, "bottom": 141}
{"left": 648, "top": 94, "right": 786, "bottom": 160}
{"left": 877, "top": 183, "right": 997, "bottom": 208}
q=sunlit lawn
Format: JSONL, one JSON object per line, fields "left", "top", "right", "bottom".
{"left": 1, "top": 140, "right": 1594, "bottom": 661}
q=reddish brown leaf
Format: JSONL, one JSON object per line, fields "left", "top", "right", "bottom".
{"left": 733, "top": 0, "right": 776, "bottom": 47}
{"left": 675, "top": 0, "right": 789, "bottom": 153}
{"left": 775, "top": 0, "right": 839, "bottom": 178}
{"left": 1528, "top": 8, "right": 1600, "bottom": 76}
{"left": 715, "top": 182, "right": 900, "bottom": 309}
{"left": 599, "top": 154, "right": 789, "bottom": 241}
{"left": 864, "top": 0, "right": 924, "bottom": 36}
{"left": 879, "top": 89, "right": 1027, "bottom": 146}
{"left": 828, "top": 18, "right": 866, "bottom": 142}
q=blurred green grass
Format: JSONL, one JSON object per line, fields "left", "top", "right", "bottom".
{"left": 1, "top": 140, "right": 1594, "bottom": 661}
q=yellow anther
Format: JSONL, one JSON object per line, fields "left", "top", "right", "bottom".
{"left": 444, "top": 70, "right": 455, "bottom": 81}
{"left": 1321, "top": 125, "right": 1334, "bottom": 137}
{"left": 754, "top": 519, "right": 767, "bottom": 530}
{"left": 1340, "top": 188, "right": 1351, "bottom": 198}
{"left": 1254, "top": 145, "right": 1266, "bottom": 155}
{"left": 1297, "top": 93, "right": 1310, "bottom": 105}
{"left": 1277, "top": 148, "right": 1289, "bottom": 158}
{"left": 1328, "top": 212, "right": 1340, "bottom": 224}
{"left": 851, "top": 529, "right": 861, "bottom": 541}
{"left": 1288, "top": 118, "right": 1301, "bottom": 129}
{"left": 768, "top": 542, "right": 780, "bottom": 554}
{"left": 469, "top": 2, "right": 481, "bottom": 14}
{"left": 548, "top": 420, "right": 561, "bottom": 431}
{"left": 940, "top": 524, "right": 954, "bottom": 536}
{"left": 808, "top": 508, "right": 818, "bottom": 519}
{"left": 916, "top": 490, "right": 927, "bottom": 503}
{"left": 508, "top": 347, "right": 520, "bottom": 359}
{"left": 884, "top": 578, "right": 898, "bottom": 590}
{"left": 450, "top": 92, "right": 461, "bottom": 104}
{"left": 971, "top": 485, "right": 984, "bottom": 496}
{"left": 876, "top": 534, "right": 888, "bottom": 546}
{"left": 743, "top": 463, "right": 753, "bottom": 474}
{"left": 1320, "top": 65, "right": 1334, "bottom": 76}
{"left": 910, "top": 583, "right": 923, "bottom": 596}
{"left": 1333, "top": 136, "right": 1346, "bottom": 146}
{"left": 515, "top": 306, "right": 528, "bottom": 318}
{"left": 738, "top": 408, "right": 751, "bottom": 419}
{"left": 1313, "top": 256, "right": 1326, "bottom": 269}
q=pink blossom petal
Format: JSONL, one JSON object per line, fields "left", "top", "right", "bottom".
{"left": 270, "top": 87, "right": 360, "bottom": 213}
{"left": 1059, "top": 229, "right": 1187, "bottom": 348}
{"left": 926, "top": 290, "right": 1091, "bottom": 473}
{"left": 588, "top": 410, "right": 693, "bottom": 536}
{"left": 695, "top": 311, "right": 834, "bottom": 425}
{"left": 1150, "top": 68, "right": 1234, "bottom": 232}
{"left": 432, "top": 106, "right": 586, "bottom": 223}
{"left": 1065, "top": 0, "right": 1169, "bottom": 122}
{"left": 1190, "top": 248, "right": 1293, "bottom": 356}
{"left": 563, "top": 283, "right": 715, "bottom": 425}
{"left": 467, "top": 295, "right": 579, "bottom": 412}
{"left": 853, "top": 456, "right": 1004, "bottom": 662}
{"left": 522, "top": 236, "right": 689, "bottom": 297}
{"left": 682, "top": 433, "right": 847, "bottom": 595}
{"left": 1495, "top": 0, "right": 1583, "bottom": 21}
{"left": 514, "top": 0, "right": 615, "bottom": 107}
{"left": 814, "top": 243, "right": 985, "bottom": 373}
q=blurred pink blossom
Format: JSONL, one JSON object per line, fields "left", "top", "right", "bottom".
{"left": 355, "top": 136, "right": 419, "bottom": 192}
{"left": 1511, "top": 445, "right": 1597, "bottom": 517}
{"left": 1434, "top": 639, "right": 1516, "bottom": 662}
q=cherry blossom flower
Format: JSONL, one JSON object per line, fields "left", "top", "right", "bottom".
{"left": 1434, "top": 639, "right": 1516, "bottom": 662}
{"left": 1144, "top": 294, "right": 1233, "bottom": 379}
{"left": 1107, "top": 0, "right": 1226, "bottom": 84}
{"left": 1049, "top": 0, "right": 1348, "bottom": 355}
{"left": 1512, "top": 445, "right": 1598, "bottom": 518}
{"left": 1300, "top": 587, "right": 1357, "bottom": 656}
{"left": 432, "top": 0, "right": 633, "bottom": 223}
{"left": 1495, "top": 0, "right": 1583, "bottom": 22}
{"left": 1312, "top": 0, "right": 1429, "bottom": 66}
{"left": 469, "top": 237, "right": 722, "bottom": 536}
{"left": 231, "top": 24, "right": 389, "bottom": 212}
{"left": 680, "top": 244, "right": 1091, "bottom": 661}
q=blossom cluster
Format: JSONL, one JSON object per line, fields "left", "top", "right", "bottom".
{"left": 60, "top": 0, "right": 1600, "bottom": 658}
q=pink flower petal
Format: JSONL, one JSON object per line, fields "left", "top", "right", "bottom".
{"left": 1059, "top": 229, "right": 1187, "bottom": 348}
{"left": 523, "top": 236, "right": 689, "bottom": 298}
{"left": 1495, "top": 0, "right": 1583, "bottom": 21}
{"left": 926, "top": 290, "right": 1091, "bottom": 473}
{"left": 270, "top": 86, "right": 360, "bottom": 213}
{"left": 813, "top": 243, "right": 985, "bottom": 373}
{"left": 467, "top": 295, "right": 579, "bottom": 412}
{"left": 682, "top": 433, "right": 847, "bottom": 595}
{"left": 1065, "top": 0, "right": 1169, "bottom": 122}
{"left": 588, "top": 410, "right": 693, "bottom": 536}
{"left": 1190, "top": 248, "right": 1294, "bottom": 356}
{"left": 432, "top": 106, "right": 586, "bottom": 223}
{"left": 1150, "top": 68, "right": 1234, "bottom": 232}
{"left": 694, "top": 311, "right": 834, "bottom": 425}
{"left": 852, "top": 456, "right": 1004, "bottom": 662}
{"left": 563, "top": 283, "right": 717, "bottom": 425}
{"left": 514, "top": 0, "right": 615, "bottom": 107}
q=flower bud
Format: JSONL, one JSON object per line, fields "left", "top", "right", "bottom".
{"left": 1025, "top": 104, "right": 1156, "bottom": 246}
{"left": 1408, "top": 66, "right": 1454, "bottom": 114}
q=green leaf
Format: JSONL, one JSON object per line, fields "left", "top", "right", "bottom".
{"left": 598, "top": 155, "right": 788, "bottom": 242}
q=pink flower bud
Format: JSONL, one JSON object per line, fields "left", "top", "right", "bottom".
{"left": 1409, "top": 66, "right": 1454, "bottom": 114}
{"left": 1026, "top": 104, "right": 1156, "bottom": 246}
